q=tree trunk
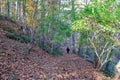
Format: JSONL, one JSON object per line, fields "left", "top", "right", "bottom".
{"left": 40, "top": 0, "right": 46, "bottom": 45}
{"left": 7, "top": 0, "right": 10, "bottom": 17}
{"left": 0, "top": 0, "right": 2, "bottom": 14}
{"left": 16, "top": 0, "right": 20, "bottom": 20}
{"left": 22, "top": 0, "right": 27, "bottom": 34}
{"left": 71, "top": 0, "right": 76, "bottom": 53}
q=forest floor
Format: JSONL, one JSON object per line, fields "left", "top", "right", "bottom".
{"left": 0, "top": 20, "right": 105, "bottom": 80}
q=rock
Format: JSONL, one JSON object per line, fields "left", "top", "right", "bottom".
{"left": 0, "top": 49, "right": 5, "bottom": 55}
{"left": 116, "top": 61, "right": 120, "bottom": 73}
{"left": 0, "top": 39, "right": 3, "bottom": 43}
{"left": 114, "top": 61, "right": 120, "bottom": 80}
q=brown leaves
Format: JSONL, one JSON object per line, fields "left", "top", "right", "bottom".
{"left": 0, "top": 25, "right": 97, "bottom": 80}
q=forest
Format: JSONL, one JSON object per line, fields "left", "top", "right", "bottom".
{"left": 0, "top": 0, "right": 120, "bottom": 80}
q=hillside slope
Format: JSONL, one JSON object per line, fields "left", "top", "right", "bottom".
{"left": 0, "top": 20, "right": 100, "bottom": 80}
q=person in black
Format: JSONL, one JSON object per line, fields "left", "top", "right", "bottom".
{"left": 66, "top": 47, "right": 70, "bottom": 54}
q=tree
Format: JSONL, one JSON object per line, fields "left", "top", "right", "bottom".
{"left": 72, "top": 0, "right": 120, "bottom": 71}
{"left": 0, "top": 0, "right": 3, "bottom": 14}
{"left": 7, "top": 0, "right": 11, "bottom": 17}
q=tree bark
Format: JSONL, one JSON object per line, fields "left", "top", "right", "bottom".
{"left": 71, "top": 0, "right": 76, "bottom": 53}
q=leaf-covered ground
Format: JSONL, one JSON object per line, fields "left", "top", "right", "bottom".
{"left": 0, "top": 21, "right": 101, "bottom": 80}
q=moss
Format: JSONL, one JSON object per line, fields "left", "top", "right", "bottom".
{"left": 2, "top": 26, "right": 16, "bottom": 33}
{"left": 6, "top": 33, "right": 31, "bottom": 43}
{"left": 39, "top": 42, "right": 63, "bottom": 56}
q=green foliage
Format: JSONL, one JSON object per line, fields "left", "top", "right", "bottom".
{"left": 72, "top": 0, "right": 120, "bottom": 47}
{"left": 52, "top": 46, "right": 63, "bottom": 56}
{"left": 101, "top": 60, "right": 117, "bottom": 78}
{"left": 39, "top": 41, "right": 46, "bottom": 51}
{"left": 39, "top": 42, "right": 63, "bottom": 56}
{"left": 78, "top": 31, "right": 89, "bottom": 46}
{"left": 6, "top": 33, "right": 31, "bottom": 43}
{"left": 11, "top": 77, "right": 17, "bottom": 80}
{"left": 75, "top": 0, "right": 120, "bottom": 32}
{"left": 2, "top": 26, "right": 16, "bottom": 33}
{"left": 51, "top": 34, "right": 65, "bottom": 44}
{"left": 71, "top": 0, "right": 120, "bottom": 71}
{"left": 101, "top": 70, "right": 115, "bottom": 78}
{"left": 36, "top": 1, "right": 72, "bottom": 56}
{"left": 2, "top": 26, "right": 31, "bottom": 43}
